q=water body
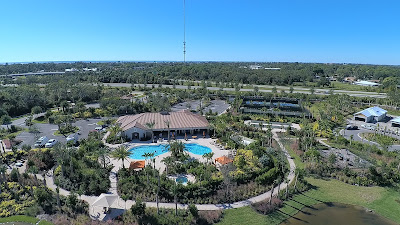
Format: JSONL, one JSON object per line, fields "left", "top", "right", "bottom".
{"left": 281, "top": 203, "right": 397, "bottom": 225}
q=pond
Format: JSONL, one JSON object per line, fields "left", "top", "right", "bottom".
{"left": 281, "top": 202, "right": 397, "bottom": 225}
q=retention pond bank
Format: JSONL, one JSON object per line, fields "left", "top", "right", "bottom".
{"left": 281, "top": 202, "right": 397, "bottom": 225}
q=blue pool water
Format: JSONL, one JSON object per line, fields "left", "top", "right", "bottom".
{"left": 129, "top": 143, "right": 212, "bottom": 159}
{"left": 176, "top": 176, "right": 188, "bottom": 184}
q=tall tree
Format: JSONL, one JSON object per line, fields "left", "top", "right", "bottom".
{"left": 145, "top": 120, "right": 155, "bottom": 142}
{"left": 111, "top": 146, "right": 130, "bottom": 169}
{"left": 164, "top": 120, "right": 171, "bottom": 142}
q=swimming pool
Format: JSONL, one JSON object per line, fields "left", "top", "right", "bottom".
{"left": 176, "top": 176, "right": 188, "bottom": 184}
{"left": 129, "top": 143, "right": 212, "bottom": 159}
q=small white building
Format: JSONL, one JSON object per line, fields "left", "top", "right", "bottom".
{"left": 249, "top": 65, "right": 262, "bottom": 70}
{"left": 354, "top": 106, "right": 387, "bottom": 123}
{"left": 354, "top": 80, "right": 380, "bottom": 87}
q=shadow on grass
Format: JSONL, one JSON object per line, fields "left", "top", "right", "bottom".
{"left": 290, "top": 199, "right": 318, "bottom": 210}
{"left": 298, "top": 192, "right": 326, "bottom": 204}
{"left": 283, "top": 202, "right": 313, "bottom": 215}
{"left": 276, "top": 209, "right": 309, "bottom": 223}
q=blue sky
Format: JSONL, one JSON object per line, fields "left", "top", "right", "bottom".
{"left": 1, "top": 0, "right": 399, "bottom": 64}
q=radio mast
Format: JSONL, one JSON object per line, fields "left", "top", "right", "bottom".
{"left": 183, "top": 0, "right": 186, "bottom": 63}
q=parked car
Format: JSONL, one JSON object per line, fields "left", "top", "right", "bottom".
{"left": 346, "top": 125, "right": 358, "bottom": 130}
{"left": 15, "top": 162, "right": 23, "bottom": 167}
{"left": 66, "top": 133, "right": 79, "bottom": 144}
{"left": 95, "top": 126, "right": 103, "bottom": 131}
{"left": 34, "top": 136, "right": 49, "bottom": 148}
{"left": 45, "top": 139, "right": 58, "bottom": 148}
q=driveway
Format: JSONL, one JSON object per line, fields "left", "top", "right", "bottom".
{"left": 1, "top": 112, "right": 46, "bottom": 129}
{"left": 340, "top": 128, "right": 400, "bottom": 151}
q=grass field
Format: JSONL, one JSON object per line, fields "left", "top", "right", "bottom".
{"left": 283, "top": 141, "right": 304, "bottom": 170}
{"left": 217, "top": 178, "right": 400, "bottom": 225}
{"left": 0, "top": 215, "right": 53, "bottom": 225}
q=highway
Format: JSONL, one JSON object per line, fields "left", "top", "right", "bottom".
{"left": 101, "top": 83, "right": 387, "bottom": 98}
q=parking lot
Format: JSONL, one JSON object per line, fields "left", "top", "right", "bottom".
{"left": 344, "top": 118, "right": 400, "bottom": 151}
{"left": 349, "top": 116, "right": 400, "bottom": 137}
{"left": 321, "top": 147, "right": 371, "bottom": 169}
{"left": 16, "top": 118, "right": 106, "bottom": 148}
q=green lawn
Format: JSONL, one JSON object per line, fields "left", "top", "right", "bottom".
{"left": 218, "top": 177, "right": 400, "bottom": 225}
{"left": 283, "top": 141, "right": 304, "bottom": 170}
{"left": 0, "top": 215, "right": 53, "bottom": 225}
{"left": 387, "top": 109, "right": 400, "bottom": 117}
{"left": 361, "top": 133, "right": 400, "bottom": 145}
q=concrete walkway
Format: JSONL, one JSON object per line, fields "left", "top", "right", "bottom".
{"left": 38, "top": 129, "right": 296, "bottom": 220}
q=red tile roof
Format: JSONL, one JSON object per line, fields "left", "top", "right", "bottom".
{"left": 2, "top": 139, "right": 13, "bottom": 149}
{"left": 215, "top": 156, "right": 233, "bottom": 165}
{"left": 129, "top": 161, "right": 145, "bottom": 170}
{"left": 117, "top": 110, "right": 209, "bottom": 131}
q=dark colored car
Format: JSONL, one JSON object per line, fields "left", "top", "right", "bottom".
{"left": 346, "top": 125, "right": 358, "bottom": 130}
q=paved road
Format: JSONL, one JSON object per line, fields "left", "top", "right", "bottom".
{"left": 176, "top": 79, "right": 387, "bottom": 97}
{"left": 341, "top": 128, "right": 400, "bottom": 151}
{"left": 39, "top": 129, "right": 296, "bottom": 220}
{"left": 101, "top": 83, "right": 387, "bottom": 98}
{"left": 1, "top": 112, "right": 46, "bottom": 129}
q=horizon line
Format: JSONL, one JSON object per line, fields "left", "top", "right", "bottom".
{"left": 0, "top": 60, "right": 399, "bottom": 67}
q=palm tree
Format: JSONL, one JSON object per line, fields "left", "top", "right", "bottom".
{"left": 142, "top": 152, "right": 152, "bottom": 167}
{"left": 269, "top": 181, "right": 275, "bottom": 205}
{"left": 0, "top": 164, "right": 7, "bottom": 193}
{"left": 97, "top": 147, "right": 110, "bottom": 169}
{"left": 171, "top": 182, "right": 179, "bottom": 215}
{"left": 156, "top": 172, "right": 161, "bottom": 215}
{"left": 276, "top": 176, "right": 282, "bottom": 198}
{"left": 60, "top": 100, "right": 69, "bottom": 113}
{"left": 110, "top": 124, "right": 122, "bottom": 144}
{"left": 164, "top": 120, "right": 171, "bottom": 142}
{"left": 162, "top": 156, "right": 175, "bottom": 175}
{"left": 169, "top": 141, "right": 185, "bottom": 159}
{"left": 202, "top": 152, "right": 214, "bottom": 164}
{"left": 111, "top": 146, "right": 130, "bottom": 169}
{"left": 145, "top": 120, "right": 155, "bottom": 142}
{"left": 53, "top": 144, "right": 69, "bottom": 176}
{"left": 310, "top": 87, "right": 315, "bottom": 95}
{"left": 284, "top": 177, "right": 289, "bottom": 200}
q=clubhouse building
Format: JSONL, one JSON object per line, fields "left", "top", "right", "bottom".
{"left": 116, "top": 110, "right": 210, "bottom": 140}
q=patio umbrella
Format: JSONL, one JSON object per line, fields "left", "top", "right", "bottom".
{"left": 92, "top": 194, "right": 118, "bottom": 208}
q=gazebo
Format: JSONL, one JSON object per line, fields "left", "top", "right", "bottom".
{"left": 92, "top": 194, "right": 119, "bottom": 214}
{"left": 129, "top": 160, "right": 145, "bottom": 170}
{"left": 215, "top": 156, "right": 233, "bottom": 165}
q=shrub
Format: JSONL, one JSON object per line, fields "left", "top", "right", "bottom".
{"left": 198, "top": 210, "right": 223, "bottom": 224}
{"left": 188, "top": 204, "right": 198, "bottom": 218}
{"left": 252, "top": 197, "right": 283, "bottom": 215}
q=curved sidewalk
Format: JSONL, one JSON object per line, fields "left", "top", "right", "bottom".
{"left": 38, "top": 129, "right": 296, "bottom": 219}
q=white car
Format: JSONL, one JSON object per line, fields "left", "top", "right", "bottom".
{"left": 15, "top": 162, "right": 23, "bottom": 167}
{"left": 34, "top": 136, "right": 49, "bottom": 148}
{"left": 45, "top": 139, "right": 58, "bottom": 148}
{"left": 66, "top": 133, "right": 79, "bottom": 144}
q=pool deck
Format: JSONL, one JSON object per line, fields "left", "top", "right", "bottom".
{"left": 109, "top": 137, "right": 231, "bottom": 174}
